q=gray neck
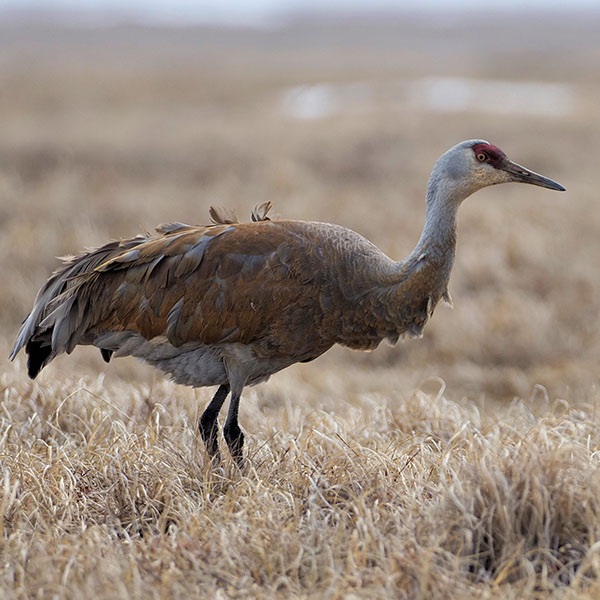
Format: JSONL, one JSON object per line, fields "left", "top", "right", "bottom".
{"left": 409, "top": 168, "right": 463, "bottom": 263}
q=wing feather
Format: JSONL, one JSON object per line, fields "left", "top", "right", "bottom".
{"left": 11, "top": 218, "right": 329, "bottom": 376}
{"left": 251, "top": 201, "right": 272, "bottom": 222}
{"left": 209, "top": 206, "right": 238, "bottom": 225}
{"left": 12, "top": 210, "right": 411, "bottom": 381}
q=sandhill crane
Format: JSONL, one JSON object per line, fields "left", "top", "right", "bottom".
{"left": 11, "top": 140, "right": 565, "bottom": 466}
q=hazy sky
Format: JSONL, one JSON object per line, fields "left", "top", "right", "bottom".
{"left": 3, "top": 0, "right": 599, "bottom": 26}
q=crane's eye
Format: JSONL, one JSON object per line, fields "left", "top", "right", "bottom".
{"left": 476, "top": 152, "right": 488, "bottom": 162}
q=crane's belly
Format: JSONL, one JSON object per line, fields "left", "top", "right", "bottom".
{"left": 153, "top": 346, "right": 227, "bottom": 387}
{"left": 93, "top": 331, "right": 297, "bottom": 388}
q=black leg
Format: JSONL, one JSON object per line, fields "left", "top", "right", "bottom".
{"left": 223, "top": 387, "right": 244, "bottom": 468}
{"left": 199, "top": 384, "right": 229, "bottom": 460}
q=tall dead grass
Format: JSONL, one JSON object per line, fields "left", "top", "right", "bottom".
{"left": 1, "top": 365, "right": 600, "bottom": 598}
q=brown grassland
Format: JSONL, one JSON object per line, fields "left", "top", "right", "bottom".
{"left": 1, "top": 12, "right": 600, "bottom": 598}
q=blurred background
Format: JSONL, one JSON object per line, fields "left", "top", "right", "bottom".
{"left": 1, "top": 0, "right": 599, "bottom": 407}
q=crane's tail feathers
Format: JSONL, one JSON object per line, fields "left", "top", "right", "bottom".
{"left": 24, "top": 340, "right": 53, "bottom": 379}
{"left": 9, "top": 235, "right": 150, "bottom": 377}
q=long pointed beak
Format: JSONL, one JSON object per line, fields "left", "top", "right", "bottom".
{"left": 501, "top": 159, "right": 566, "bottom": 191}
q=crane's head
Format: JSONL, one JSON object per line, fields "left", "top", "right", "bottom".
{"left": 432, "top": 139, "right": 565, "bottom": 202}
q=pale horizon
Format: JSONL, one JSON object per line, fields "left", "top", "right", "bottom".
{"left": 2, "top": 0, "right": 599, "bottom": 27}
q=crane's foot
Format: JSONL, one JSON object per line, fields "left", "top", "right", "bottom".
{"left": 223, "top": 421, "right": 245, "bottom": 469}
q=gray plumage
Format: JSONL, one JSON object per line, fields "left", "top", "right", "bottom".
{"left": 10, "top": 141, "right": 565, "bottom": 465}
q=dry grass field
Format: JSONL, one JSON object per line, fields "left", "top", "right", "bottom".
{"left": 1, "top": 11, "right": 600, "bottom": 598}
